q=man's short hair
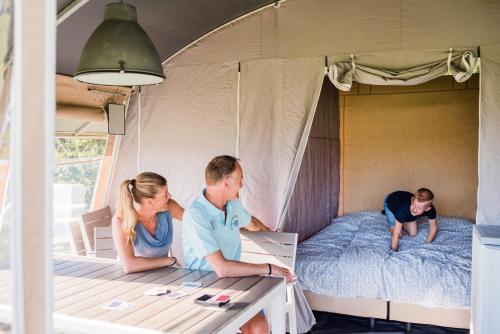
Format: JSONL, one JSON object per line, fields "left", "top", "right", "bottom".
{"left": 205, "top": 155, "right": 239, "bottom": 186}
{"left": 415, "top": 188, "right": 434, "bottom": 202}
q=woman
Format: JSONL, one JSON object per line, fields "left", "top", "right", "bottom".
{"left": 112, "top": 172, "right": 184, "bottom": 273}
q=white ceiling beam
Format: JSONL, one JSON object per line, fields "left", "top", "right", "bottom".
{"left": 56, "top": 0, "right": 90, "bottom": 26}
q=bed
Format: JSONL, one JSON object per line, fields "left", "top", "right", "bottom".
{"left": 295, "top": 211, "right": 473, "bottom": 329}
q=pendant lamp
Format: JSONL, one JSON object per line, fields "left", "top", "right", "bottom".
{"left": 74, "top": 2, "right": 165, "bottom": 86}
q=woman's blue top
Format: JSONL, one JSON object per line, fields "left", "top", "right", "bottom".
{"left": 132, "top": 211, "right": 173, "bottom": 258}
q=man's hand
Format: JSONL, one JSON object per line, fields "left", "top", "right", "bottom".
{"left": 270, "top": 264, "right": 294, "bottom": 283}
{"left": 244, "top": 216, "right": 270, "bottom": 232}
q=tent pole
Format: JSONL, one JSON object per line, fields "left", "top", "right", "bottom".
{"left": 235, "top": 63, "right": 241, "bottom": 159}
{"left": 11, "top": 0, "right": 55, "bottom": 332}
{"left": 137, "top": 86, "right": 141, "bottom": 173}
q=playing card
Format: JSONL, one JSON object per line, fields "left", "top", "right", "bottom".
{"left": 144, "top": 287, "right": 170, "bottom": 296}
{"left": 103, "top": 300, "right": 134, "bottom": 310}
{"left": 165, "top": 290, "right": 188, "bottom": 299}
{"left": 181, "top": 281, "right": 202, "bottom": 289}
{"left": 208, "top": 294, "right": 230, "bottom": 304}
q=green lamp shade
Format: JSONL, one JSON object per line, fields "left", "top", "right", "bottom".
{"left": 74, "top": 2, "right": 165, "bottom": 86}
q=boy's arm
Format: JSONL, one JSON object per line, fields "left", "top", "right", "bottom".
{"left": 427, "top": 218, "right": 438, "bottom": 243}
{"left": 391, "top": 221, "right": 403, "bottom": 251}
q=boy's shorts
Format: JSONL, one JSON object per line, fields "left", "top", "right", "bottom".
{"left": 383, "top": 198, "right": 396, "bottom": 227}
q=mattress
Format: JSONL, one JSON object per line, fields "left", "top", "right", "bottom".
{"left": 295, "top": 211, "right": 473, "bottom": 309}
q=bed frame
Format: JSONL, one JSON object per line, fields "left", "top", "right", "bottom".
{"left": 303, "top": 291, "right": 470, "bottom": 329}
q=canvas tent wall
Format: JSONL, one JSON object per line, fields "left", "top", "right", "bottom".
{"left": 107, "top": 0, "right": 500, "bottom": 244}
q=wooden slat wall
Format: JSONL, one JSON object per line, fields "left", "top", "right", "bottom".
{"left": 282, "top": 77, "right": 340, "bottom": 242}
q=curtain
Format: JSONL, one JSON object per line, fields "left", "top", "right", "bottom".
{"left": 477, "top": 45, "right": 500, "bottom": 225}
{"left": 238, "top": 58, "right": 324, "bottom": 231}
{"left": 328, "top": 50, "right": 479, "bottom": 91}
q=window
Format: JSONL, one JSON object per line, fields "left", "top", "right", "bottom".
{"left": 53, "top": 138, "right": 106, "bottom": 253}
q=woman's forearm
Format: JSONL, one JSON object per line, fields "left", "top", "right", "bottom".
{"left": 121, "top": 255, "right": 175, "bottom": 274}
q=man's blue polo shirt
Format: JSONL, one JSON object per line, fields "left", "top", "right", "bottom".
{"left": 182, "top": 190, "right": 251, "bottom": 271}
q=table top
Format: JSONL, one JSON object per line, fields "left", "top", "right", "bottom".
{"left": 0, "top": 254, "right": 284, "bottom": 333}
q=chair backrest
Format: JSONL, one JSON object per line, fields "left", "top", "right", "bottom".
{"left": 65, "top": 220, "right": 86, "bottom": 256}
{"left": 79, "top": 206, "right": 112, "bottom": 253}
{"left": 94, "top": 226, "right": 117, "bottom": 259}
{"left": 240, "top": 230, "right": 298, "bottom": 271}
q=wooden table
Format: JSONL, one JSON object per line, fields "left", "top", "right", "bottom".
{"left": 0, "top": 255, "right": 286, "bottom": 333}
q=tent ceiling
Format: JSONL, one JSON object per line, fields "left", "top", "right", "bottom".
{"left": 56, "top": 0, "right": 275, "bottom": 76}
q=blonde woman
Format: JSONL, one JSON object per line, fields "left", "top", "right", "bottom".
{"left": 112, "top": 172, "right": 184, "bottom": 273}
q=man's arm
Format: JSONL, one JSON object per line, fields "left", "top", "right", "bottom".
{"left": 205, "top": 250, "right": 293, "bottom": 282}
{"left": 242, "top": 216, "right": 270, "bottom": 232}
{"left": 391, "top": 221, "right": 403, "bottom": 251}
{"left": 426, "top": 218, "right": 438, "bottom": 243}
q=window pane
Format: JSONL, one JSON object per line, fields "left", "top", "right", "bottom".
{"left": 0, "top": 0, "right": 13, "bottom": 330}
{"left": 53, "top": 138, "right": 106, "bottom": 254}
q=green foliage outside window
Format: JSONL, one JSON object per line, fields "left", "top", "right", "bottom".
{"left": 54, "top": 138, "right": 106, "bottom": 206}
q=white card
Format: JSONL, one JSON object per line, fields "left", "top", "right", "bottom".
{"left": 103, "top": 300, "right": 134, "bottom": 311}
{"left": 165, "top": 290, "right": 189, "bottom": 299}
{"left": 181, "top": 281, "right": 202, "bottom": 289}
{"left": 144, "top": 287, "right": 170, "bottom": 296}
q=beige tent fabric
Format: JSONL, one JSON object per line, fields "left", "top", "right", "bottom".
{"left": 107, "top": 0, "right": 500, "bottom": 232}
{"left": 328, "top": 50, "right": 479, "bottom": 91}
{"left": 238, "top": 58, "right": 324, "bottom": 230}
{"left": 166, "top": 0, "right": 500, "bottom": 67}
{"left": 477, "top": 45, "right": 500, "bottom": 225}
{"left": 56, "top": 104, "right": 105, "bottom": 122}
{"left": 108, "top": 62, "right": 238, "bottom": 261}
{"left": 56, "top": 74, "right": 131, "bottom": 108}
{"left": 54, "top": 74, "right": 132, "bottom": 135}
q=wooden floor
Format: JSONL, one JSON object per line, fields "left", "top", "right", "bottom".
{"left": 0, "top": 255, "right": 284, "bottom": 333}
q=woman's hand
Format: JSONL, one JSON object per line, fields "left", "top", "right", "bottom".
{"left": 165, "top": 256, "right": 177, "bottom": 267}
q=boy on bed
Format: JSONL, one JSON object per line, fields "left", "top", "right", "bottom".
{"left": 382, "top": 188, "right": 438, "bottom": 251}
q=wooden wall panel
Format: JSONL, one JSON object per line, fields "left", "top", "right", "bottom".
{"left": 283, "top": 78, "right": 340, "bottom": 241}
{"left": 342, "top": 75, "right": 479, "bottom": 219}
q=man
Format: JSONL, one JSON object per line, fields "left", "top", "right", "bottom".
{"left": 382, "top": 188, "right": 438, "bottom": 251}
{"left": 183, "top": 155, "right": 293, "bottom": 334}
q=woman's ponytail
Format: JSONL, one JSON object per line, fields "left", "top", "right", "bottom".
{"left": 117, "top": 179, "right": 138, "bottom": 243}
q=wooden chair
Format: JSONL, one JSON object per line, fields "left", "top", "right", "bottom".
{"left": 240, "top": 230, "right": 298, "bottom": 334}
{"left": 65, "top": 220, "right": 86, "bottom": 256}
{"left": 94, "top": 226, "right": 117, "bottom": 259}
{"left": 79, "top": 206, "right": 114, "bottom": 258}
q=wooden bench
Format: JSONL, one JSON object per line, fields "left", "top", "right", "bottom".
{"left": 78, "top": 206, "right": 116, "bottom": 259}
{"left": 240, "top": 230, "right": 298, "bottom": 334}
{"left": 65, "top": 220, "right": 86, "bottom": 256}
